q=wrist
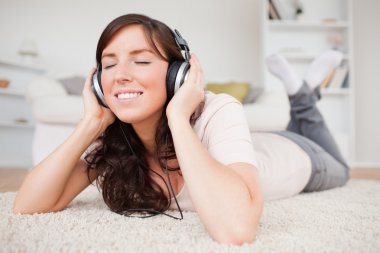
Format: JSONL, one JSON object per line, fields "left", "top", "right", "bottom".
{"left": 79, "top": 116, "right": 107, "bottom": 138}
{"left": 167, "top": 113, "right": 190, "bottom": 131}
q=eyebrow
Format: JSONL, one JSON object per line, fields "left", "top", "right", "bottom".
{"left": 101, "top": 48, "right": 155, "bottom": 60}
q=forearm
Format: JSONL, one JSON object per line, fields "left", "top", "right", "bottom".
{"left": 169, "top": 117, "right": 262, "bottom": 243}
{"left": 14, "top": 118, "right": 103, "bottom": 212}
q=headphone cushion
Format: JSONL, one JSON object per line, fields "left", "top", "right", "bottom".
{"left": 92, "top": 68, "right": 108, "bottom": 108}
{"left": 166, "top": 61, "right": 183, "bottom": 100}
{"left": 96, "top": 69, "right": 103, "bottom": 92}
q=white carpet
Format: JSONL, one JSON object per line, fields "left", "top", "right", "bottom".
{"left": 1, "top": 180, "right": 380, "bottom": 253}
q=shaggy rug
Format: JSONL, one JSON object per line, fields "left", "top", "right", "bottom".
{"left": 1, "top": 180, "right": 380, "bottom": 253}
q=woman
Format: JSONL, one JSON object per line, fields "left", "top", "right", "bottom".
{"left": 13, "top": 14, "right": 349, "bottom": 245}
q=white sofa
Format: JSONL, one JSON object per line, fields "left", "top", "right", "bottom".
{"left": 26, "top": 76, "right": 290, "bottom": 165}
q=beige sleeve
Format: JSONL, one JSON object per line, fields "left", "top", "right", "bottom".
{"left": 203, "top": 100, "right": 258, "bottom": 167}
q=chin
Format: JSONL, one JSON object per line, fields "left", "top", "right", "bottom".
{"left": 115, "top": 108, "right": 164, "bottom": 126}
{"left": 116, "top": 113, "right": 145, "bottom": 124}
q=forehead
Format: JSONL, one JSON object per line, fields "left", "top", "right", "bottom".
{"left": 104, "top": 25, "right": 151, "bottom": 52}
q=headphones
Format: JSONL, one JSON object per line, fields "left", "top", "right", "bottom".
{"left": 91, "top": 29, "right": 190, "bottom": 108}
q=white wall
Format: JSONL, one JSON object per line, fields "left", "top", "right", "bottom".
{"left": 1, "top": 0, "right": 379, "bottom": 165}
{"left": 0, "top": 0, "right": 260, "bottom": 84}
{"left": 353, "top": 0, "right": 380, "bottom": 166}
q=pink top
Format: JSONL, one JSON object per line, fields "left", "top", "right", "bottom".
{"left": 169, "top": 92, "right": 311, "bottom": 212}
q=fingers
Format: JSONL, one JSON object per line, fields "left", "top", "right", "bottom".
{"left": 83, "top": 67, "right": 97, "bottom": 93}
{"left": 188, "top": 53, "right": 204, "bottom": 88}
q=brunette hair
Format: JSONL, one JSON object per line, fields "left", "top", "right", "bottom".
{"left": 85, "top": 14, "right": 184, "bottom": 215}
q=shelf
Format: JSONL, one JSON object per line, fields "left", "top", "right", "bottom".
{"left": 280, "top": 52, "right": 349, "bottom": 61}
{"left": 0, "top": 88, "right": 25, "bottom": 97}
{"left": 0, "top": 57, "right": 45, "bottom": 73}
{"left": 0, "top": 120, "right": 34, "bottom": 129}
{"left": 321, "top": 88, "right": 351, "bottom": 96}
{"left": 262, "top": 0, "right": 354, "bottom": 162}
{"left": 268, "top": 20, "right": 349, "bottom": 29}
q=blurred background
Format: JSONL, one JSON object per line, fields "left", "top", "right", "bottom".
{"left": 0, "top": 0, "right": 379, "bottom": 176}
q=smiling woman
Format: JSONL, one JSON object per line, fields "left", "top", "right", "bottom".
{"left": 87, "top": 17, "right": 185, "bottom": 218}
{"left": 13, "top": 13, "right": 350, "bottom": 245}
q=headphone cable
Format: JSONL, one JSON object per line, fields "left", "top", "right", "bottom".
{"left": 117, "top": 121, "right": 183, "bottom": 220}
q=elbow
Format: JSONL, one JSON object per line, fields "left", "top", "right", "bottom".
{"left": 12, "top": 204, "right": 34, "bottom": 215}
{"left": 12, "top": 200, "right": 28, "bottom": 214}
{"left": 12, "top": 206, "right": 62, "bottom": 215}
{"left": 213, "top": 202, "right": 263, "bottom": 245}
{"left": 12, "top": 201, "right": 63, "bottom": 215}
{"left": 213, "top": 225, "right": 257, "bottom": 245}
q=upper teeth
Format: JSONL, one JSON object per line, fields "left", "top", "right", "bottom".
{"left": 117, "top": 92, "right": 141, "bottom": 99}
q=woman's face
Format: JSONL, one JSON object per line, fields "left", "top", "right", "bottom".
{"left": 100, "top": 25, "right": 168, "bottom": 126}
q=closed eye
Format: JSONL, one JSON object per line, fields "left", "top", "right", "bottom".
{"left": 103, "top": 64, "right": 116, "bottom": 70}
{"left": 135, "top": 61, "right": 151, "bottom": 65}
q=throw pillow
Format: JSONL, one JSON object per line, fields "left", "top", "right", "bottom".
{"left": 243, "top": 85, "right": 264, "bottom": 104}
{"left": 59, "top": 76, "right": 86, "bottom": 95}
{"left": 206, "top": 82, "right": 250, "bottom": 103}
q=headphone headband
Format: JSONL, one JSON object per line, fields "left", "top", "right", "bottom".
{"left": 172, "top": 29, "right": 190, "bottom": 61}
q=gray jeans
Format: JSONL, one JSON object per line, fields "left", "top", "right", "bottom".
{"left": 273, "top": 83, "right": 349, "bottom": 192}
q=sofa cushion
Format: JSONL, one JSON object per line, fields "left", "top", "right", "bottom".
{"left": 243, "top": 86, "right": 264, "bottom": 104}
{"left": 59, "top": 76, "right": 86, "bottom": 95}
{"left": 243, "top": 90, "right": 290, "bottom": 131}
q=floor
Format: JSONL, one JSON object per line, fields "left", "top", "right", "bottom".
{"left": 0, "top": 168, "right": 380, "bottom": 193}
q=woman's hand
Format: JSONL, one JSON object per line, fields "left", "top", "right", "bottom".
{"left": 166, "top": 54, "right": 205, "bottom": 124}
{"left": 82, "top": 68, "right": 115, "bottom": 133}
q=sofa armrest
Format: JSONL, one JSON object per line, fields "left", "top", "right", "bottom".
{"left": 33, "top": 95, "right": 84, "bottom": 124}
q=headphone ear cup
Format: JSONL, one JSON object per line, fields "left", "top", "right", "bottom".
{"left": 166, "top": 61, "right": 190, "bottom": 101}
{"left": 91, "top": 69, "right": 109, "bottom": 108}
{"left": 166, "top": 61, "right": 182, "bottom": 101}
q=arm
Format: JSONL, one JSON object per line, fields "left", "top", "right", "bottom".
{"left": 169, "top": 118, "right": 263, "bottom": 244}
{"left": 167, "top": 55, "right": 263, "bottom": 244}
{"left": 14, "top": 119, "right": 100, "bottom": 214}
{"left": 13, "top": 69, "right": 115, "bottom": 214}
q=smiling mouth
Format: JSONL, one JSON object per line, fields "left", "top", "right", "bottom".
{"left": 116, "top": 92, "right": 143, "bottom": 100}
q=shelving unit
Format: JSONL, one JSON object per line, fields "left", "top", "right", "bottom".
{"left": 0, "top": 58, "right": 46, "bottom": 168}
{"left": 260, "top": 0, "right": 355, "bottom": 164}
{"left": 268, "top": 20, "right": 349, "bottom": 29}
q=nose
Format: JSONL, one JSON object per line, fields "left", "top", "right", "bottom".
{"left": 114, "top": 62, "right": 133, "bottom": 84}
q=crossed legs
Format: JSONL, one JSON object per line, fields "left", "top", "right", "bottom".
{"left": 266, "top": 51, "right": 349, "bottom": 191}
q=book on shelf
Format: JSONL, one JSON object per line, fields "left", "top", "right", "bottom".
{"left": 268, "top": 0, "right": 280, "bottom": 20}
{"left": 341, "top": 72, "right": 349, "bottom": 88}
{"left": 271, "top": 0, "right": 296, "bottom": 20}
{"left": 326, "top": 63, "right": 349, "bottom": 89}
{"left": 320, "top": 69, "right": 336, "bottom": 89}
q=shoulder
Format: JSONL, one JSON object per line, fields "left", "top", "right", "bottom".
{"left": 203, "top": 91, "right": 242, "bottom": 113}
{"left": 193, "top": 92, "right": 257, "bottom": 166}
{"left": 196, "top": 91, "right": 243, "bottom": 122}
{"left": 193, "top": 92, "right": 247, "bottom": 139}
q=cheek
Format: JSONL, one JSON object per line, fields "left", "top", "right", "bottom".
{"left": 100, "top": 72, "right": 113, "bottom": 95}
{"left": 142, "top": 65, "right": 168, "bottom": 95}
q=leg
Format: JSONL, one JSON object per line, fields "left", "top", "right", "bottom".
{"left": 275, "top": 130, "right": 349, "bottom": 192}
{"left": 266, "top": 52, "right": 347, "bottom": 167}
{"left": 286, "top": 109, "right": 301, "bottom": 134}
{"left": 266, "top": 52, "right": 349, "bottom": 192}
{"left": 284, "top": 85, "right": 350, "bottom": 191}
{"left": 288, "top": 83, "right": 348, "bottom": 168}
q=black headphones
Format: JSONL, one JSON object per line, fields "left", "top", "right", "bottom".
{"left": 91, "top": 29, "right": 190, "bottom": 108}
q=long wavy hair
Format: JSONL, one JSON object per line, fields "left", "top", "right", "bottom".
{"left": 85, "top": 14, "right": 185, "bottom": 215}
